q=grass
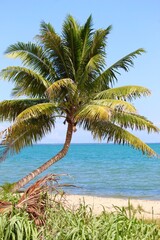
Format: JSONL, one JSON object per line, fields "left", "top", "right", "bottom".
{"left": 42, "top": 204, "right": 160, "bottom": 240}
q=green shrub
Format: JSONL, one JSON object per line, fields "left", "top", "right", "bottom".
{"left": 0, "top": 211, "right": 39, "bottom": 240}
{"left": 40, "top": 203, "right": 160, "bottom": 240}
{"left": 0, "top": 182, "right": 15, "bottom": 193}
{"left": 0, "top": 182, "right": 20, "bottom": 205}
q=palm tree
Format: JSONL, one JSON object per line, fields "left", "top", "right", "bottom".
{"left": 0, "top": 15, "right": 159, "bottom": 191}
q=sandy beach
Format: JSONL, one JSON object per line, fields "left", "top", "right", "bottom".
{"left": 65, "top": 194, "right": 160, "bottom": 219}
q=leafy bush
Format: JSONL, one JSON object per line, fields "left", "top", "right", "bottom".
{"left": 42, "top": 204, "right": 160, "bottom": 240}
{"left": 0, "top": 211, "right": 39, "bottom": 240}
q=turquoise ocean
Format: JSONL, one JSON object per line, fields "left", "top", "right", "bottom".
{"left": 0, "top": 143, "right": 160, "bottom": 200}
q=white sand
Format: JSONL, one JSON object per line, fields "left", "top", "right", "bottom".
{"left": 65, "top": 194, "right": 160, "bottom": 219}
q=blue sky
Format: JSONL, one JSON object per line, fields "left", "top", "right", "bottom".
{"left": 0, "top": 0, "right": 160, "bottom": 143}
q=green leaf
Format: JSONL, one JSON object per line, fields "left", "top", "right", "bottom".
{"left": 38, "top": 21, "right": 70, "bottom": 78}
{"left": 46, "top": 78, "right": 77, "bottom": 100}
{"left": 76, "top": 104, "right": 112, "bottom": 122}
{"left": 91, "top": 99, "right": 137, "bottom": 113}
{"left": 94, "top": 85, "right": 151, "bottom": 101}
{"left": 0, "top": 67, "right": 51, "bottom": 97}
{"left": 5, "top": 42, "right": 57, "bottom": 80}
{"left": 16, "top": 103, "right": 57, "bottom": 121}
{"left": 111, "top": 112, "right": 159, "bottom": 133}
{"left": 1, "top": 115, "right": 55, "bottom": 156}
{"left": 0, "top": 99, "right": 48, "bottom": 121}
{"left": 89, "top": 121, "right": 157, "bottom": 156}
{"left": 94, "top": 48, "right": 145, "bottom": 87}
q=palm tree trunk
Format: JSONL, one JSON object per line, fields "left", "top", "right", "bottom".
{"left": 12, "top": 122, "right": 73, "bottom": 192}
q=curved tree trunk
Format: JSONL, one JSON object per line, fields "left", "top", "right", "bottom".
{"left": 12, "top": 122, "right": 73, "bottom": 192}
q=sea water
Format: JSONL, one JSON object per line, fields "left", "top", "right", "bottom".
{"left": 0, "top": 143, "right": 160, "bottom": 200}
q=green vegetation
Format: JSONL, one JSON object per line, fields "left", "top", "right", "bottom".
{"left": 1, "top": 203, "right": 160, "bottom": 239}
{"left": 44, "top": 204, "right": 160, "bottom": 240}
{"left": 0, "top": 183, "right": 19, "bottom": 204}
{"left": 0, "top": 211, "right": 39, "bottom": 240}
{"left": 0, "top": 15, "right": 159, "bottom": 191}
{"left": 0, "top": 176, "right": 160, "bottom": 239}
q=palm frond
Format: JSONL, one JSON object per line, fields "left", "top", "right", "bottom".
{"left": 38, "top": 20, "right": 55, "bottom": 36}
{"left": 111, "top": 112, "right": 159, "bottom": 133}
{"left": 76, "top": 99, "right": 138, "bottom": 123}
{"left": 76, "top": 26, "right": 112, "bottom": 89}
{"left": 90, "top": 99, "right": 137, "bottom": 113}
{"left": 75, "top": 104, "right": 112, "bottom": 122}
{"left": 46, "top": 78, "right": 76, "bottom": 100}
{"left": 5, "top": 42, "right": 58, "bottom": 81}
{"left": 62, "top": 15, "right": 82, "bottom": 73}
{"left": 89, "top": 26, "right": 112, "bottom": 58}
{"left": 89, "top": 121, "right": 157, "bottom": 156}
{"left": 0, "top": 99, "right": 49, "bottom": 121}
{"left": 0, "top": 115, "right": 55, "bottom": 158}
{"left": 38, "top": 21, "right": 70, "bottom": 78}
{"left": 81, "top": 26, "right": 112, "bottom": 77}
{"left": 0, "top": 67, "right": 50, "bottom": 97}
{"left": 80, "top": 15, "right": 93, "bottom": 62}
{"left": 86, "top": 53, "right": 105, "bottom": 73}
{"left": 0, "top": 174, "right": 67, "bottom": 225}
{"left": 94, "top": 48, "right": 145, "bottom": 87}
{"left": 16, "top": 174, "right": 60, "bottom": 225}
{"left": 16, "top": 103, "right": 57, "bottom": 122}
{"left": 94, "top": 85, "right": 151, "bottom": 101}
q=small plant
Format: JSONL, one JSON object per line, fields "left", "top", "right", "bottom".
{"left": 0, "top": 182, "right": 15, "bottom": 193}
{"left": 122, "top": 199, "right": 144, "bottom": 217}
{"left": 137, "top": 204, "right": 144, "bottom": 213}
{"left": 0, "top": 182, "right": 20, "bottom": 205}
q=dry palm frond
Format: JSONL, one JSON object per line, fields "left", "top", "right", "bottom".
{"left": 0, "top": 201, "right": 12, "bottom": 213}
{"left": 0, "top": 174, "right": 71, "bottom": 226}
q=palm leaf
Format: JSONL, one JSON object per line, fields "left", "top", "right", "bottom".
{"left": 94, "top": 48, "right": 145, "bottom": 87}
{"left": 76, "top": 99, "right": 138, "bottom": 122}
{"left": 46, "top": 78, "right": 76, "bottom": 100}
{"left": 79, "top": 15, "right": 93, "bottom": 63}
{"left": 0, "top": 115, "right": 55, "bottom": 158}
{"left": 89, "top": 27, "right": 112, "bottom": 58}
{"left": 38, "top": 21, "right": 70, "bottom": 78}
{"left": 94, "top": 86, "right": 151, "bottom": 101}
{"left": 79, "top": 27, "right": 112, "bottom": 82}
{"left": 89, "top": 121, "right": 157, "bottom": 156}
{"left": 5, "top": 42, "right": 58, "bottom": 81}
{"left": 16, "top": 103, "right": 57, "bottom": 121}
{"left": 0, "top": 174, "right": 67, "bottom": 225}
{"left": 62, "top": 15, "right": 82, "bottom": 73}
{"left": 0, "top": 67, "right": 50, "bottom": 97}
{"left": 75, "top": 104, "right": 112, "bottom": 122}
{"left": 90, "top": 99, "right": 137, "bottom": 113}
{"left": 82, "top": 27, "right": 112, "bottom": 77}
{"left": 0, "top": 99, "right": 48, "bottom": 121}
{"left": 111, "top": 112, "right": 159, "bottom": 133}
{"left": 85, "top": 53, "right": 105, "bottom": 73}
